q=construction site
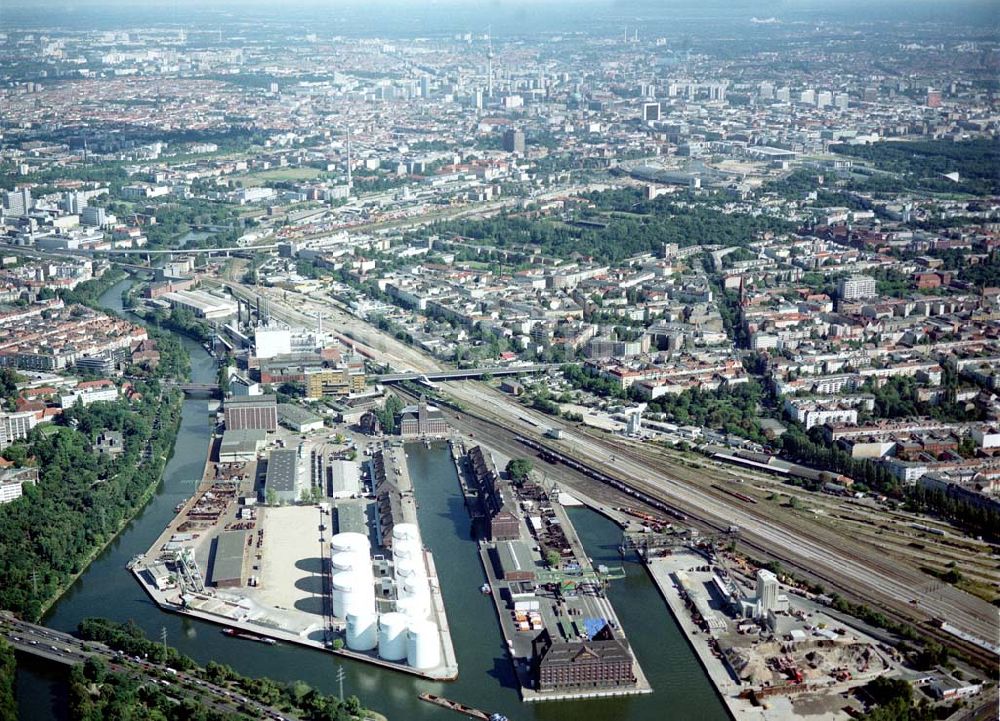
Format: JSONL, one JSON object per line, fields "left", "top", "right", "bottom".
{"left": 641, "top": 543, "right": 900, "bottom": 720}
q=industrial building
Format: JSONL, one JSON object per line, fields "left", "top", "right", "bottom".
{"left": 209, "top": 530, "right": 248, "bottom": 587}
{"left": 225, "top": 394, "right": 278, "bottom": 432}
{"left": 489, "top": 539, "right": 537, "bottom": 581}
{"left": 532, "top": 626, "right": 635, "bottom": 692}
{"left": 398, "top": 397, "right": 448, "bottom": 437}
{"left": 737, "top": 568, "right": 789, "bottom": 621}
{"left": 218, "top": 429, "right": 267, "bottom": 463}
{"left": 265, "top": 448, "right": 300, "bottom": 504}
{"left": 329, "top": 459, "right": 362, "bottom": 499}
{"left": 255, "top": 353, "right": 366, "bottom": 399}
{"left": 467, "top": 445, "right": 520, "bottom": 541}
{"left": 277, "top": 403, "right": 325, "bottom": 432}
{"left": 161, "top": 289, "right": 238, "bottom": 320}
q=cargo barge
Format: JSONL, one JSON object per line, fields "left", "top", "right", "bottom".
{"left": 221, "top": 628, "right": 276, "bottom": 645}
{"left": 417, "top": 692, "right": 507, "bottom": 721}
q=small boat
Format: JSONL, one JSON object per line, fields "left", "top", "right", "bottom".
{"left": 221, "top": 628, "right": 276, "bottom": 645}
{"left": 480, "top": 583, "right": 492, "bottom": 595}
{"left": 417, "top": 693, "right": 504, "bottom": 721}
{"left": 174, "top": 501, "right": 186, "bottom": 513}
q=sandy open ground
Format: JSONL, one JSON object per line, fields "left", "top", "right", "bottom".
{"left": 254, "top": 505, "right": 328, "bottom": 619}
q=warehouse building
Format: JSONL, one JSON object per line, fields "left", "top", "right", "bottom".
{"left": 490, "top": 539, "right": 537, "bottom": 582}
{"left": 329, "top": 459, "right": 362, "bottom": 499}
{"left": 278, "top": 403, "right": 325, "bottom": 432}
{"left": 218, "top": 429, "right": 267, "bottom": 463}
{"left": 209, "top": 530, "right": 248, "bottom": 588}
{"left": 265, "top": 448, "right": 300, "bottom": 504}
{"left": 162, "top": 289, "right": 238, "bottom": 320}
{"left": 532, "top": 626, "right": 635, "bottom": 692}
{"left": 468, "top": 445, "right": 520, "bottom": 541}
{"left": 225, "top": 395, "right": 278, "bottom": 432}
{"left": 336, "top": 501, "right": 369, "bottom": 536}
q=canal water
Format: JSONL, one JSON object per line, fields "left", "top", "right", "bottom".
{"left": 16, "top": 279, "right": 729, "bottom": 721}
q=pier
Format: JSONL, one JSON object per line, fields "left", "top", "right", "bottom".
{"left": 453, "top": 439, "right": 652, "bottom": 703}
{"left": 130, "top": 434, "right": 458, "bottom": 681}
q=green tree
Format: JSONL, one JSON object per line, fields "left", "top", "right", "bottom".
{"left": 0, "top": 638, "right": 16, "bottom": 721}
{"left": 375, "top": 394, "right": 404, "bottom": 434}
{"left": 506, "top": 458, "right": 533, "bottom": 484}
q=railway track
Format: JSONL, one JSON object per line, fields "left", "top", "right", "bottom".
{"left": 217, "top": 285, "right": 999, "bottom": 670}
{"left": 431, "top": 394, "right": 999, "bottom": 673}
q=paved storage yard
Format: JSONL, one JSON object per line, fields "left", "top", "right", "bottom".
{"left": 252, "top": 506, "right": 329, "bottom": 620}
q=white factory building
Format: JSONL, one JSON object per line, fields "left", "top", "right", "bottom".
{"left": 162, "top": 290, "right": 238, "bottom": 320}
{"left": 254, "top": 324, "right": 333, "bottom": 359}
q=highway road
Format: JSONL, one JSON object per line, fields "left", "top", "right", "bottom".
{"left": 0, "top": 612, "right": 299, "bottom": 720}
{"left": 213, "top": 278, "right": 999, "bottom": 664}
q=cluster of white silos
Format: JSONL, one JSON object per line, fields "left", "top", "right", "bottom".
{"left": 330, "top": 533, "right": 377, "bottom": 652}
{"left": 332, "top": 526, "right": 440, "bottom": 669}
{"left": 386, "top": 524, "right": 441, "bottom": 669}
{"left": 390, "top": 523, "right": 431, "bottom": 622}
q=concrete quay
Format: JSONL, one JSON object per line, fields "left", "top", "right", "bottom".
{"left": 455, "top": 439, "right": 651, "bottom": 703}
{"left": 645, "top": 555, "right": 857, "bottom": 721}
{"left": 130, "top": 436, "right": 459, "bottom": 681}
{"left": 131, "top": 565, "right": 457, "bottom": 680}
{"left": 645, "top": 556, "right": 747, "bottom": 720}
{"left": 388, "top": 442, "right": 459, "bottom": 679}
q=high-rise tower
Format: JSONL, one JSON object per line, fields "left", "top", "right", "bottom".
{"left": 487, "top": 27, "right": 494, "bottom": 98}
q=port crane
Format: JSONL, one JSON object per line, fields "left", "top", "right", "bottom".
{"left": 535, "top": 564, "right": 626, "bottom": 594}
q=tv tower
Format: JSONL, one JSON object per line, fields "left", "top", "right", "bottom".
{"left": 487, "top": 26, "right": 494, "bottom": 98}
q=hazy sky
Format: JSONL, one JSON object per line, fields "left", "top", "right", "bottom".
{"left": 3, "top": 0, "right": 997, "bottom": 29}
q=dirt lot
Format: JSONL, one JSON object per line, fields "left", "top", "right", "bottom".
{"left": 254, "top": 505, "right": 328, "bottom": 618}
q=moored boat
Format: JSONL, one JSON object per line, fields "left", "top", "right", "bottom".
{"left": 417, "top": 692, "right": 505, "bottom": 721}
{"left": 221, "top": 628, "right": 276, "bottom": 645}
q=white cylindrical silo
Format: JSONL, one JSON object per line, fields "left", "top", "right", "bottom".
{"left": 393, "top": 558, "right": 421, "bottom": 580}
{"left": 392, "top": 538, "right": 420, "bottom": 562}
{"left": 406, "top": 620, "right": 441, "bottom": 670}
{"left": 377, "top": 612, "right": 408, "bottom": 661}
{"left": 391, "top": 523, "right": 420, "bottom": 545}
{"left": 332, "top": 570, "right": 375, "bottom": 618}
{"left": 400, "top": 576, "right": 430, "bottom": 601}
{"left": 331, "top": 571, "right": 356, "bottom": 619}
{"left": 346, "top": 612, "right": 377, "bottom": 651}
{"left": 331, "top": 532, "right": 370, "bottom": 555}
{"left": 332, "top": 550, "right": 369, "bottom": 574}
{"left": 395, "top": 594, "right": 429, "bottom": 621}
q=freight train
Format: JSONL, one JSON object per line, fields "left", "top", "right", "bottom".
{"left": 514, "top": 435, "right": 687, "bottom": 522}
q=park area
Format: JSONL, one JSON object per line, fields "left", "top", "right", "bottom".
{"left": 239, "top": 167, "right": 324, "bottom": 187}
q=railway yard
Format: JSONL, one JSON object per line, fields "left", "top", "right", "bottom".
{"left": 437, "top": 384, "right": 1000, "bottom": 672}
{"left": 214, "top": 280, "right": 999, "bottom": 677}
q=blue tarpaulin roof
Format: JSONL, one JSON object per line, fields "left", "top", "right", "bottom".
{"left": 583, "top": 617, "right": 608, "bottom": 639}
